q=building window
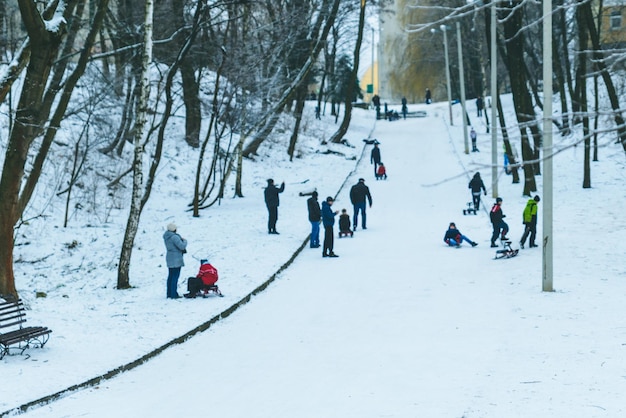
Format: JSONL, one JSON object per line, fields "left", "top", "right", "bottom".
{"left": 610, "top": 10, "right": 622, "bottom": 30}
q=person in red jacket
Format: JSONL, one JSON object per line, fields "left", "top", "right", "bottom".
{"left": 375, "top": 163, "right": 387, "bottom": 180}
{"left": 185, "top": 259, "right": 219, "bottom": 298}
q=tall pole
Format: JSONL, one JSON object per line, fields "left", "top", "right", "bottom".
{"left": 490, "top": 1, "right": 498, "bottom": 198}
{"left": 542, "top": 0, "right": 554, "bottom": 291}
{"left": 457, "top": 22, "right": 469, "bottom": 154}
{"left": 371, "top": 27, "right": 375, "bottom": 96}
{"left": 441, "top": 25, "right": 453, "bottom": 125}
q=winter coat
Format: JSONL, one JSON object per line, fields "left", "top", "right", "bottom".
{"left": 321, "top": 201, "right": 336, "bottom": 227}
{"left": 489, "top": 203, "right": 505, "bottom": 225}
{"left": 522, "top": 199, "right": 538, "bottom": 225}
{"left": 339, "top": 214, "right": 351, "bottom": 232}
{"left": 468, "top": 174, "right": 486, "bottom": 194}
{"left": 371, "top": 147, "right": 381, "bottom": 164}
{"left": 377, "top": 165, "right": 386, "bottom": 176}
{"left": 443, "top": 228, "right": 462, "bottom": 244}
{"left": 350, "top": 182, "right": 373, "bottom": 206}
{"left": 264, "top": 182, "right": 285, "bottom": 208}
{"left": 307, "top": 196, "right": 321, "bottom": 222}
{"left": 197, "top": 262, "right": 218, "bottom": 286}
{"left": 163, "top": 230, "right": 187, "bottom": 268}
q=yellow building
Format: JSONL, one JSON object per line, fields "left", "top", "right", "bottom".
{"left": 359, "top": 61, "right": 379, "bottom": 104}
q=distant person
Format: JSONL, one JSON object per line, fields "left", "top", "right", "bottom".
{"left": 490, "top": 197, "right": 509, "bottom": 247}
{"left": 384, "top": 103, "right": 389, "bottom": 120}
{"left": 425, "top": 88, "right": 432, "bottom": 104}
{"left": 315, "top": 105, "right": 321, "bottom": 120}
{"left": 264, "top": 178, "right": 285, "bottom": 234}
{"left": 184, "top": 258, "right": 219, "bottom": 298}
{"left": 338, "top": 209, "right": 354, "bottom": 238}
{"left": 349, "top": 178, "right": 373, "bottom": 231}
{"left": 163, "top": 223, "right": 187, "bottom": 299}
{"left": 443, "top": 222, "right": 478, "bottom": 247}
{"left": 370, "top": 142, "right": 381, "bottom": 176}
{"left": 372, "top": 94, "right": 381, "bottom": 119}
{"left": 307, "top": 191, "right": 321, "bottom": 248}
{"left": 470, "top": 127, "right": 478, "bottom": 152}
{"left": 468, "top": 172, "right": 487, "bottom": 211}
{"left": 520, "top": 195, "right": 540, "bottom": 249}
{"left": 401, "top": 97, "right": 408, "bottom": 119}
{"left": 476, "top": 96, "right": 484, "bottom": 117}
{"left": 321, "top": 196, "right": 339, "bottom": 257}
{"left": 376, "top": 163, "right": 387, "bottom": 180}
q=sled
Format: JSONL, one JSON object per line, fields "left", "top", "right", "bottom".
{"left": 462, "top": 202, "right": 477, "bottom": 215}
{"left": 494, "top": 240, "right": 519, "bottom": 259}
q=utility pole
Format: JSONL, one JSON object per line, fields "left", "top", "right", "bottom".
{"left": 457, "top": 22, "right": 469, "bottom": 154}
{"left": 490, "top": 1, "right": 498, "bottom": 198}
{"left": 441, "top": 25, "right": 453, "bottom": 125}
{"left": 542, "top": 0, "right": 554, "bottom": 292}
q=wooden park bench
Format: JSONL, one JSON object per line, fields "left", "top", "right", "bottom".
{"left": 0, "top": 299, "right": 51, "bottom": 359}
{"left": 404, "top": 110, "right": 428, "bottom": 118}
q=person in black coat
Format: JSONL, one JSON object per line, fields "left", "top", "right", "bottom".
{"left": 349, "top": 178, "right": 373, "bottom": 230}
{"left": 370, "top": 143, "right": 381, "bottom": 177}
{"left": 264, "top": 179, "right": 285, "bottom": 234}
{"left": 307, "top": 191, "right": 321, "bottom": 248}
{"left": 468, "top": 172, "right": 487, "bottom": 211}
{"left": 489, "top": 197, "right": 509, "bottom": 247}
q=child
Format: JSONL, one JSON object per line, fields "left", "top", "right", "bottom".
{"left": 338, "top": 209, "right": 354, "bottom": 237}
{"left": 443, "top": 222, "right": 477, "bottom": 247}
{"left": 376, "top": 162, "right": 387, "bottom": 180}
{"left": 185, "top": 258, "right": 222, "bottom": 298}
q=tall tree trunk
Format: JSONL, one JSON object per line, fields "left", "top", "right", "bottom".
{"left": 577, "top": 5, "right": 591, "bottom": 189}
{"left": 0, "top": 0, "right": 69, "bottom": 300}
{"left": 500, "top": 0, "right": 537, "bottom": 194}
{"left": 329, "top": 0, "right": 367, "bottom": 144}
{"left": 288, "top": 84, "right": 308, "bottom": 160}
{"left": 117, "top": 0, "right": 154, "bottom": 290}
{"left": 579, "top": 0, "right": 626, "bottom": 152}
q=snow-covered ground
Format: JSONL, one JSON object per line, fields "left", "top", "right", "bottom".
{"left": 3, "top": 97, "right": 626, "bottom": 418}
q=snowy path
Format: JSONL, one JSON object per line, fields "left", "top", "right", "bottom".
{"left": 19, "top": 109, "right": 626, "bottom": 418}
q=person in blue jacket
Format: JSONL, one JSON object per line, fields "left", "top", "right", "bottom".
{"left": 163, "top": 223, "right": 188, "bottom": 299}
{"left": 321, "top": 196, "right": 339, "bottom": 257}
{"left": 443, "top": 222, "right": 477, "bottom": 247}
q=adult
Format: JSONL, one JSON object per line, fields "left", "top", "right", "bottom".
{"left": 370, "top": 142, "right": 382, "bottom": 177}
{"left": 468, "top": 172, "right": 487, "bottom": 211}
{"left": 372, "top": 94, "right": 381, "bottom": 119}
{"left": 307, "top": 191, "right": 321, "bottom": 248}
{"left": 264, "top": 178, "right": 285, "bottom": 234}
{"left": 321, "top": 196, "right": 339, "bottom": 257}
{"left": 520, "top": 195, "right": 540, "bottom": 249}
{"left": 489, "top": 197, "right": 509, "bottom": 247}
{"left": 401, "top": 97, "right": 408, "bottom": 119}
{"left": 476, "top": 96, "right": 484, "bottom": 117}
{"left": 163, "top": 223, "right": 187, "bottom": 299}
{"left": 425, "top": 88, "right": 432, "bottom": 104}
{"left": 349, "top": 178, "right": 373, "bottom": 231}
{"left": 470, "top": 127, "right": 478, "bottom": 152}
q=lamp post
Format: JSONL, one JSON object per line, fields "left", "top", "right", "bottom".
{"left": 490, "top": 1, "right": 498, "bottom": 199}
{"left": 542, "top": 0, "right": 553, "bottom": 291}
{"left": 456, "top": 22, "right": 469, "bottom": 154}
{"left": 432, "top": 25, "right": 453, "bottom": 125}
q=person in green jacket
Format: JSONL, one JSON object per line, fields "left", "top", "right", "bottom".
{"left": 520, "top": 195, "right": 540, "bottom": 249}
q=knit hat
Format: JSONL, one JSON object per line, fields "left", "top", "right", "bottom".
{"left": 496, "top": 197, "right": 503, "bottom": 203}
{"left": 326, "top": 196, "right": 334, "bottom": 202}
{"left": 200, "top": 259, "right": 208, "bottom": 264}
{"left": 167, "top": 223, "right": 177, "bottom": 232}
{"left": 534, "top": 195, "right": 541, "bottom": 202}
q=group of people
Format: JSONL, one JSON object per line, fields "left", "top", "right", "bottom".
{"left": 445, "top": 172, "right": 540, "bottom": 250}
{"left": 306, "top": 177, "right": 373, "bottom": 257}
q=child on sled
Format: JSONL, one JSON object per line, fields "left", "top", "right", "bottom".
{"left": 338, "top": 209, "right": 354, "bottom": 237}
{"left": 184, "top": 258, "right": 222, "bottom": 298}
{"left": 375, "top": 163, "right": 387, "bottom": 180}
